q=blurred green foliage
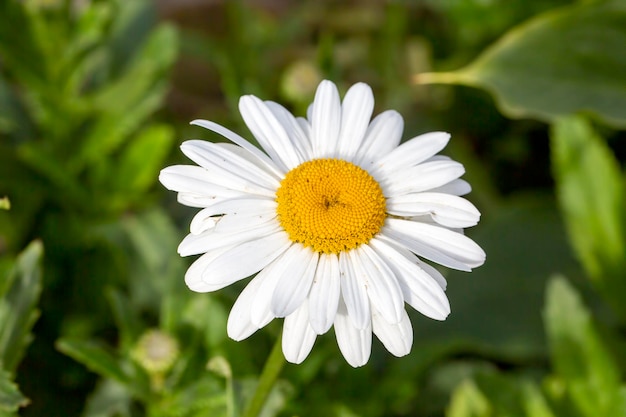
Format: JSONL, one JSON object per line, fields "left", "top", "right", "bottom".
{"left": 1, "top": 0, "right": 625, "bottom": 416}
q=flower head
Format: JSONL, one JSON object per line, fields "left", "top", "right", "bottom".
{"left": 159, "top": 80, "right": 485, "bottom": 367}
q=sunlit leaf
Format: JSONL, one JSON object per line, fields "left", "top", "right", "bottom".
{"left": 447, "top": 379, "right": 491, "bottom": 417}
{"left": 0, "top": 240, "right": 43, "bottom": 373}
{"left": 551, "top": 115, "right": 626, "bottom": 316}
{"left": 544, "top": 276, "right": 626, "bottom": 417}
{"left": 0, "top": 368, "right": 28, "bottom": 414}
{"left": 521, "top": 381, "right": 556, "bottom": 417}
{"left": 416, "top": 1, "right": 626, "bottom": 127}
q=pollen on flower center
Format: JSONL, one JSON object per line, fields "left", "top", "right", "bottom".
{"left": 276, "top": 158, "right": 387, "bottom": 254}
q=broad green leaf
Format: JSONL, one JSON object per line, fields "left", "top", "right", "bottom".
{"left": 550, "top": 115, "right": 626, "bottom": 316}
{"left": 544, "top": 276, "right": 626, "bottom": 417}
{"left": 0, "top": 240, "right": 43, "bottom": 373}
{"left": 416, "top": 1, "right": 626, "bottom": 128}
{"left": 0, "top": 368, "right": 28, "bottom": 414}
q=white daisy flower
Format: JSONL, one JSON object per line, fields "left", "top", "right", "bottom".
{"left": 159, "top": 80, "right": 485, "bottom": 367}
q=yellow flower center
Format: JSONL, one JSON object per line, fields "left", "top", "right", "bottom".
{"left": 276, "top": 158, "right": 386, "bottom": 254}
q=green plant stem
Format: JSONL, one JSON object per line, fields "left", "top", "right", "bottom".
{"left": 241, "top": 334, "right": 285, "bottom": 417}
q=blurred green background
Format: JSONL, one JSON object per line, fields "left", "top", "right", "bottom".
{"left": 1, "top": 0, "right": 625, "bottom": 416}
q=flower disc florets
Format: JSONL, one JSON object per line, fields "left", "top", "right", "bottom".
{"left": 276, "top": 158, "right": 386, "bottom": 254}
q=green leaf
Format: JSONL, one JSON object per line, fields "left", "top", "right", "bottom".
{"left": 416, "top": 1, "right": 626, "bottom": 127}
{"left": 447, "top": 379, "right": 491, "bottom": 417}
{"left": 17, "top": 143, "right": 88, "bottom": 208}
{"left": 550, "top": 115, "right": 626, "bottom": 315}
{"left": 521, "top": 381, "right": 557, "bottom": 417}
{"left": 412, "top": 194, "right": 583, "bottom": 361}
{"left": 113, "top": 124, "right": 175, "bottom": 195}
{"left": 0, "top": 241, "right": 43, "bottom": 373}
{"left": 105, "top": 288, "right": 142, "bottom": 352}
{"left": 76, "top": 24, "right": 178, "bottom": 170}
{"left": 0, "top": 1, "right": 48, "bottom": 90}
{"left": 148, "top": 377, "right": 228, "bottom": 417}
{"left": 544, "top": 276, "right": 626, "bottom": 417}
{"left": 56, "top": 339, "right": 131, "bottom": 384}
{"left": 0, "top": 368, "right": 28, "bottom": 414}
{"left": 447, "top": 372, "right": 557, "bottom": 417}
{"left": 82, "top": 379, "right": 132, "bottom": 417}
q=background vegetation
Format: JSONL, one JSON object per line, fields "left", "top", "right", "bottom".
{"left": 1, "top": 0, "right": 625, "bottom": 416}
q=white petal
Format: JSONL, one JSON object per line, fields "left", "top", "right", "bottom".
{"left": 334, "top": 298, "right": 372, "bottom": 368}
{"left": 355, "top": 245, "right": 404, "bottom": 324}
{"left": 430, "top": 179, "right": 472, "bottom": 196}
{"left": 416, "top": 259, "right": 447, "bottom": 291}
{"left": 189, "top": 198, "right": 276, "bottom": 235}
{"left": 159, "top": 165, "right": 244, "bottom": 199}
{"left": 214, "top": 142, "right": 276, "bottom": 170}
{"left": 336, "top": 83, "right": 374, "bottom": 160}
{"left": 297, "top": 116, "right": 311, "bottom": 139}
{"left": 250, "top": 254, "right": 288, "bottom": 328}
{"left": 377, "top": 238, "right": 448, "bottom": 291}
{"left": 339, "top": 251, "right": 371, "bottom": 329}
{"left": 178, "top": 220, "right": 281, "bottom": 256}
{"left": 282, "top": 302, "right": 317, "bottom": 364}
{"left": 380, "top": 160, "right": 466, "bottom": 196}
{"left": 190, "top": 119, "right": 284, "bottom": 177}
{"left": 271, "top": 245, "right": 318, "bottom": 317}
{"left": 185, "top": 246, "right": 232, "bottom": 292}
{"left": 265, "top": 101, "right": 313, "bottom": 161}
{"left": 384, "top": 218, "right": 486, "bottom": 271}
{"left": 181, "top": 140, "right": 279, "bottom": 192}
{"left": 369, "top": 237, "right": 450, "bottom": 320}
{"left": 190, "top": 207, "right": 218, "bottom": 235}
{"left": 310, "top": 80, "right": 341, "bottom": 158}
{"left": 308, "top": 253, "right": 341, "bottom": 334}
{"left": 386, "top": 193, "right": 481, "bottom": 228}
{"left": 184, "top": 230, "right": 291, "bottom": 292}
{"left": 177, "top": 192, "right": 231, "bottom": 208}
{"left": 227, "top": 274, "right": 268, "bottom": 340}
{"left": 372, "top": 307, "right": 413, "bottom": 357}
{"left": 353, "top": 110, "right": 404, "bottom": 167}
{"left": 214, "top": 208, "right": 277, "bottom": 234}
{"left": 373, "top": 132, "right": 450, "bottom": 174}
{"left": 239, "top": 96, "right": 302, "bottom": 170}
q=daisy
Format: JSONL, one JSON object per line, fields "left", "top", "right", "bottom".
{"left": 159, "top": 80, "right": 485, "bottom": 367}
